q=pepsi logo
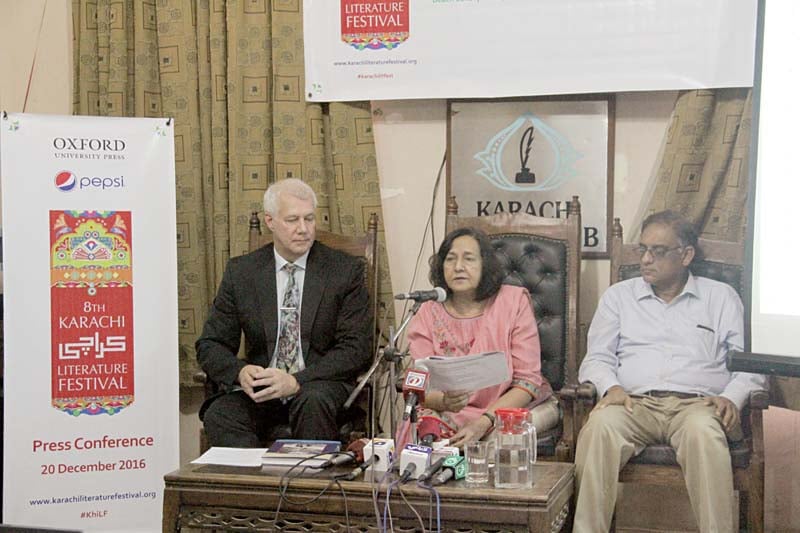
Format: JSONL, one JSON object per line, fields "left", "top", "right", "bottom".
{"left": 54, "top": 171, "right": 77, "bottom": 192}
{"left": 53, "top": 171, "right": 126, "bottom": 191}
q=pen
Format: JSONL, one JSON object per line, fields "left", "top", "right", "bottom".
{"left": 696, "top": 324, "right": 714, "bottom": 333}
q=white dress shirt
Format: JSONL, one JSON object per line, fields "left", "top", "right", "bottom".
{"left": 579, "top": 274, "right": 767, "bottom": 409}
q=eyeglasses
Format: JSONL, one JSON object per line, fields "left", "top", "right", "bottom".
{"left": 636, "top": 245, "right": 684, "bottom": 259}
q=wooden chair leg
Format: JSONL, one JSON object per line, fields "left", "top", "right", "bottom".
{"left": 199, "top": 427, "right": 209, "bottom": 454}
{"left": 746, "top": 466, "right": 765, "bottom": 533}
{"left": 555, "top": 440, "right": 571, "bottom": 463}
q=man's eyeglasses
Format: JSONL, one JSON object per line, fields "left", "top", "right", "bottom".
{"left": 636, "top": 245, "right": 684, "bottom": 259}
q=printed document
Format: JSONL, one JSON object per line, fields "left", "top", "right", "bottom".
{"left": 417, "top": 351, "right": 509, "bottom": 391}
{"left": 191, "top": 447, "right": 267, "bottom": 467}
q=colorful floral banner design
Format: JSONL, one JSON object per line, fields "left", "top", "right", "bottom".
{"left": 50, "top": 210, "right": 134, "bottom": 416}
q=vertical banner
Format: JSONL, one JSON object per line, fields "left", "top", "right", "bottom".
{"left": 1, "top": 113, "right": 178, "bottom": 532}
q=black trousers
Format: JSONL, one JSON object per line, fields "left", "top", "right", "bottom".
{"left": 202, "top": 380, "right": 352, "bottom": 447}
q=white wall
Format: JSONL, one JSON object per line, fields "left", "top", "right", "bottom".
{"left": 0, "top": 0, "right": 72, "bottom": 115}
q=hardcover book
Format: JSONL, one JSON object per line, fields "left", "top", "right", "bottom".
{"left": 261, "top": 439, "right": 342, "bottom": 468}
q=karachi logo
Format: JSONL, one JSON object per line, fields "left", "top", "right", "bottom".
{"left": 341, "top": 0, "right": 409, "bottom": 50}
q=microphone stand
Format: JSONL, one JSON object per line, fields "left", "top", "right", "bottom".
{"left": 344, "top": 300, "right": 422, "bottom": 438}
{"left": 385, "top": 300, "right": 422, "bottom": 438}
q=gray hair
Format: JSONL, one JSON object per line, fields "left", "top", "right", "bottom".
{"left": 641, "top": 210, "right": 699, "bottom": 249}
{"left": 263, "top": 178, "right": 318, "bottom": 215}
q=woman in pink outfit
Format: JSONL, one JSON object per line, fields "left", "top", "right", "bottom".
{"left": 407, "top": 227, "right": 557, "bottom": 447}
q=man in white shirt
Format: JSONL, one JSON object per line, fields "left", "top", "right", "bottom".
{"left": 573, "top": 211, "right": 766, "bottom": 533}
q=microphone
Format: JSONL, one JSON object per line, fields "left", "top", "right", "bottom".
{"left": 417, "top": 416, "right": 443, "bottom": 446}
{"left": 417, "top": 457, "right": 446, "bottom": 483}
{"left": 320, "top": 451, "right": 356, "bottom": 468}
{"left": 341, "top": 455, "right": 377, "bottom": 481}
{"left": 401, "top": 368, "right": 429, "bottom": 420}
{"left": 399, "top": 462, "right": 417, "bottom": 483}
{"left": 399, "top": 443, "right": 432, "bottom": 481}
{"left": 394, "top": 287, "right": 447, "bottom": 303}
{"left": 432, "top": 455, "right": 466, "bottom": 486}
{"left": 320, "top": 438, "right": 369, "bottom": 468}
{"left": 364, "top": 438, "right": 395, "bottom": 473}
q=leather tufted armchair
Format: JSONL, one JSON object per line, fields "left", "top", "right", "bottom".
{"left": 446, "top": 196, "right": 582, "bottom": 462}
{"left": 573, "top": 217, "right": 767, "bottom": 533}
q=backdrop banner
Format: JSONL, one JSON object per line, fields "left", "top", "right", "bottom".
{"left": 1, "top": 113, "right": 179, "bottom": 532}
{"left": 303, "top": 0, "right": 757, "bottom": 102}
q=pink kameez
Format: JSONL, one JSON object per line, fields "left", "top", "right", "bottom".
{"left": 406, "top": 284, "right": 553, "bottom": 435}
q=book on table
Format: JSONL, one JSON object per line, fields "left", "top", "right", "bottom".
{"left": 261, "top": 439, "right": 342, "bottom": 468}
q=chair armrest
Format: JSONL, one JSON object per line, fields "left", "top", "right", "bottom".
{"left": 577, "top": 382, "right": 598, "bottom": 402}
{"left": 558, "top": 381, "right": 597, "bottom": 405}
{"left": 748, "top": 389, "right": 770, "bottom": 410}
{"left": 556, "top": 382, "right": 598, "bottom": 462}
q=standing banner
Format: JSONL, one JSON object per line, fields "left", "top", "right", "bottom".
{"left": 1, "top": 113, "right": 179, "bottom": 532}
{"left": 303, "top": 0, "right": 757, "bottom": 102}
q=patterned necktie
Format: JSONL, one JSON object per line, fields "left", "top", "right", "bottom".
{"left": 276, "top": 263, "right": 300, "bottom": 373}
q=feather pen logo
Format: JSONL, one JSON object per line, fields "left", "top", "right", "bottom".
{"left": 341, "top": 0, "right": 409, "bottom": 50}
{"left": 474, "top": 113, "right": 582, "bottom": 192}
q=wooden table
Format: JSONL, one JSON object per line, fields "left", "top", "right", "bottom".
{"left": 163, "top": 461, "right": 574, "bottom": 532}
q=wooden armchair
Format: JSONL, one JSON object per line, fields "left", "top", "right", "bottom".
{"left": 195, "top": 212, "right": 380, "bottom": 449}
{"left": 446, "top": 196, "right": 582, "bottom": 462}
{"left": 572, "top": 217, "right": 767, "bottom": 532}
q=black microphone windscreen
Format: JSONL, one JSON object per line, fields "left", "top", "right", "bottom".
{"left": 418, "top": 457, "right": 445, "bottom": 482}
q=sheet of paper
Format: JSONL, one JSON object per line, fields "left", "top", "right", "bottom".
{"left": 419, "top": 351, "right": 510, "bottom": 391}
{"left": 191, "top": 446, "right": 267, "bottom": 467}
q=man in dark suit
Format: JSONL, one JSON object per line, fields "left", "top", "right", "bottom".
{"left": 197, "top": 178, "right": 372, "bottom": 447}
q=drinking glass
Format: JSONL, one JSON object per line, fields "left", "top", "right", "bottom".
{"left": 465, "top": 440, "right": 490, "bottom": 485}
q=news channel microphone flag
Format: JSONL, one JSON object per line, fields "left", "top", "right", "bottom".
{"left": 0, "top": 113, "right": 179, "bottom": 532}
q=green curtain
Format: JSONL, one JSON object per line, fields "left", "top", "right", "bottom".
{"left": 73, "top": 0, "right": 393, "bottom": 386}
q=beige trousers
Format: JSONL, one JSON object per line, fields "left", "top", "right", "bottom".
{"left": 573, "top": 396, "right": 740, "bottom": 533}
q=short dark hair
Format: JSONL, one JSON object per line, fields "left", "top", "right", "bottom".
{"left": 641, "top": 210, "right": 700, "bottom": 252}
{"left": 429, "top": 227, "right": 504, "bottom": 302}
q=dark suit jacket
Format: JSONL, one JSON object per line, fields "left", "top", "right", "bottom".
{"left": 196, "top": 241, "right": 373, "bottom": 392}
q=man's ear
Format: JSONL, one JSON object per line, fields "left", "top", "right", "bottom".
{"left": 264, "top": 212, "right": 275, "bottom": 232}
{"left": 681, "top": 245, "right": 695, "bottom": 267}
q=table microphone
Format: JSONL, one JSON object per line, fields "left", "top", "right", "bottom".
{"left": 340, "top": 455, "right": 378, "bottom": 481}
{"left": 320, "top": 438, "right": 368, "bottom": 468}
{"left": 432, "top": 455, "right": 466, "bottom": 486}
{"left": 394, "top": 287, "right": 447, "bottom": 303}
{"left": 399, "top": 462, "right": 417, "bottom": 483}
{"left": 417, "top": 416, "right": 442, "bottom": 446}
{"left": 417, "top": 457, "right": 446, "bottom": 483}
